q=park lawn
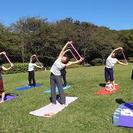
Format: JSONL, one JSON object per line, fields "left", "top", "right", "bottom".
{"left": 0, "top": 64, "right": 133, "bottom": 133}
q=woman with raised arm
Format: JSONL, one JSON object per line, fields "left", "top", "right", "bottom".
{"left": 105, "top": 47, "right": 128, "bottom": 91}
{"left": 28, "top": 54, "right": 43, "bottom": 86}
{"left": 0, "top": 52, "right": 14, "bottom": 103}
{"left": 50, "top": 41, "right": 83, "bottom": 105}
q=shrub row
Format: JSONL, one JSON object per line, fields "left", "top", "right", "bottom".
{"left": 3, "top": 63, "right": 44, "bottom": 74}
{"left": 3, "top": 56, "right": 132, "bottom": 74}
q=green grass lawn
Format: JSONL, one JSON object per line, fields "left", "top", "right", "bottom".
{"left": 0, "top": 64, "right": 133, "bottom": 133}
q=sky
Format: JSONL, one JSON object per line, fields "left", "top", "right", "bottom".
{"left": 0, "top": 0, "right": 133, "bottom": 30}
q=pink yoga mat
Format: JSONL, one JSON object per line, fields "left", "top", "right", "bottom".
{"left": 29, "top": 97, "right": 78, "bottom": 117}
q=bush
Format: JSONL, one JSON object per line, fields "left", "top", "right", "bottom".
{"left": 90, "top": 58, "right": 103, "bottom": 66}
{"left": 2, "top": 62, "right": 82, "bottom": 74}
{"left": 128, "top": 57, "right": 133, "bottom": 63}
{"left": 3, "top": 63, "right": 43, "bottom": 74}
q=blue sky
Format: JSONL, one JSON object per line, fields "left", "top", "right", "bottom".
{"left": 0, "top": 0, "right": 133, "bottom": 30}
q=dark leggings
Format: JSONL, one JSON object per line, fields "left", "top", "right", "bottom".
{"left": 105, "top": 67, "right": 114, "bottom": 82}
{"left": 28, "top": 71, "right": 36, "bottom": 86}
{"left": 61, "top": 69, "right": 67, "bottom": 86}
{"left": 62, "top": 73, "right": 67, "bottom": 86}
{"left": 50, "top": 73, "right": 65, "bottom": 104}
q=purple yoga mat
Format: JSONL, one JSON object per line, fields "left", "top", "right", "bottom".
{"left": 0, "top": 95, "right": 17, "bottom": 102}
{"left": 118, "top": 103, "right": 133, "bottom": 128}
{"left": 118, "top": 115, "right": 133, "bottom": 127}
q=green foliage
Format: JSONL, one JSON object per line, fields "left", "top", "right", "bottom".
{"left": 90, "top": 58, "right": 103, "bottom": 66}
{"left": 0, "top": 17, "right": 133, "bottom": 66}
{"left": 3, "top": 63, "right": 43, "bottom": 74}
{"left": 118, "top": 30, "right": 133, "bottom": 57}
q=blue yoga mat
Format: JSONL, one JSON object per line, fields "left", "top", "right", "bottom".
{"left": 44, "top": 85, "right": 71, "bottom": 93}
{"left": 16, "top": 84, "right": 43, "bottom": 91}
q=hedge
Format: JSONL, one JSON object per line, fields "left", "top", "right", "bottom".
{"left": 2, "top": 63, "right": 82, "bottom": 74}
{"left": 90, "top": 58, "right": 103, "bottom": 66}
{"left": 3, "top": 63, "right": 43, "bottom": 74}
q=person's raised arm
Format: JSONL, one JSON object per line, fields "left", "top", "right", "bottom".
{"left": 58, "top": 41, "right": 72, "bottom": 58}
{"left": 30, "top": 54, "right": 36, "bottom": 63}
{"left": 0, "top": 51, "right": 6, "bottom": 56}
{"left": 2, "top": 65, "right": 13, "bottom": 71}
{"left": 62, "top": 49, "right": 71, "bottom": 56}
{"left": 2, "top": 52, "right": 14, "bottom": 69}
{"left": 66, "top": 57, "right": 84, "bottom": 67}
{"left": 111, "top": 47, "right": 123, "bottom": 55}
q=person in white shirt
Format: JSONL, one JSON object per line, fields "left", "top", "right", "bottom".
{"left": 105, "top": 47, "right": 128, "bottom": 91}
{"left": 28, "top": 55, "right": 43, "bottom": 86}
{"left": 50, "top": 41, "right": 84, "bottom": 105}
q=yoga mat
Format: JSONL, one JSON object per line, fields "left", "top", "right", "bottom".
{"left": 96, "top": 85, "right": 120, "bottom": 95}
{"left": 113, "top": 103, "right": 133, "bottom": 128}
{"left": 16, "top": 84, "right": 43, "bottom": 91}
{"left": 0, "top": 94, "right": 17, "bottom": 102}
{"left": 44, "top": 85, "right": 71, "bottom": 93}
{"left": 29, "top": 96, "right": 78, "bottom": 117}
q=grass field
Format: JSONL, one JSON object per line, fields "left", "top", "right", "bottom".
{"left": 0, "top": 64, "right": 133, "bottom": 133}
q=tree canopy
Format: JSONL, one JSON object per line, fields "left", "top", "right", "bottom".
{"left": 0, "top": 17, "right": 133, "bottom": 66}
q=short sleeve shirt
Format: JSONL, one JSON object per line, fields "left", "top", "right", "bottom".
{"left": 106, "top": 54, "right": 118, "bottom": 68}
{"left": 50, "top": 58, "right": 66, "bottom": 76}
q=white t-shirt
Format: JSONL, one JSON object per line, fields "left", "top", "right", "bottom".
{"left": 106, "top": 54, "right": 118, "bottom": 68}
{"left": 28, "top": 63, "right": 37, "bottom": 71}
{"left": 50, "top": 58, "right": 66, "bottom": 76}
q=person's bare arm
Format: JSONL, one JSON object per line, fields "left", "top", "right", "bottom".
{"left": 2, "top": 64, "right": 14, "bottom": 71}
{"left": 34, "top": 64, "right": 43, "bottom": 69}
{"left": 0, "top": 51, "right": 6, "bottom": 55}
{"left": 117, "top": 60, "right": 128, "bottom": 65}
{"left": 2, "top": 52, "right": 14, "bottom": 70}
{"left": 66, "top": 58, "right": 84, "bottom": 67}
{"left": 61, "top": 49, "right": 71, "bottom": 56}
{"left": 30, "top": 54, "right": 36, "bottom": 63}
{"left": 58, "top": 41, "right": 72, "bottom": 58}
{"left": 111, "top": 47, "right": 123, "bottom": 55}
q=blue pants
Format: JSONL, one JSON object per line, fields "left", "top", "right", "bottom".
{"left": 50, "top": 73, "right": 65, "bottom": 104}
{"left": 105, "top": 67, "right": 114, "bottom": 82}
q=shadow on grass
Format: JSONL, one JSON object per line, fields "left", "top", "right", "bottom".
{"left": 99, "top": 83, "right": 106, "bottom": 87}
{"left": 0, "top": 93, "right": 18, "bottom": 98}
{"left": 115, "top": 98, "right": 125, "bottom": 104}
{"left": 115, "top": 98, "right": 133, "bottom": 110}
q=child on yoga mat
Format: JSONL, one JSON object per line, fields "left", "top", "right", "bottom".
{"left": 28, "top": 54, "right": 43, "bottom": 86}
{"left": 105, "top": 47, "right": 128, "bottom": 91}
{"left": 50, "top": 41, "right": 83, "bottom": 105}
{"left": 0, "top": 52, "right": 14, "bottom": 103}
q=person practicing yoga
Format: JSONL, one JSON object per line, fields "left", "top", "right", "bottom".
{"left": 50, "top": 41, "right": 84, "bottom": 105}
{"left": 0, "top": 52, "right": 14, "bottom": 103}
{"left": 105, "top": 47, "right": 128, "bottom": 91}
{"left": 28, "top": 54, "right": 43, "bottom": 86}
